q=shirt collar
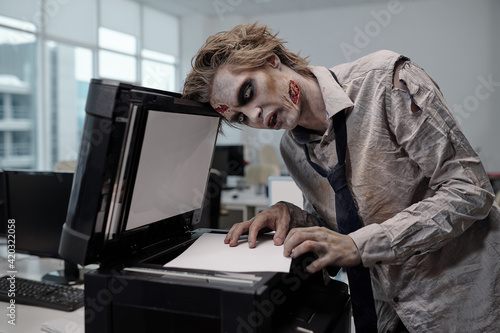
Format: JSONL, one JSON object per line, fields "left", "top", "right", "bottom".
{"left": 291, "top": 66, "right": 354, "bottom": 144}
{"left": 291, "top": 125, "right": 322, "bottom": 144}
{"left": 310, "top": 65, "right": 354, "bottom": 119}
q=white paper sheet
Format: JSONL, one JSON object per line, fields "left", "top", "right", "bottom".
{"left": 163, "top": 233, "right": 291, "bottom": 273}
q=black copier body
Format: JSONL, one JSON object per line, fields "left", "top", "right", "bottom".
{"left": 59, "top": 79, "right": 351, "bottom": 333}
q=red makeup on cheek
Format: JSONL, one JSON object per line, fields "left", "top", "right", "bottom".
{"left": 288, "top": 80, "right": 300, "bottom": 105}
{"left": 215, "top": 104, "right": 229, "bottom": 114}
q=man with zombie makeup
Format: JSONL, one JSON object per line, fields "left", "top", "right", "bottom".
{"left": 183, "top": 23, "right": 500, "bottom": 333}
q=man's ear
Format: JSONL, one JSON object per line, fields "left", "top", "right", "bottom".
{"left": 266, "top": 53, "right": 281, "bottom": 69}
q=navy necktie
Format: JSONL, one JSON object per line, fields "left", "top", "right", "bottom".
{"left": 302, "top": 108, "right": 378, "bottom": 333}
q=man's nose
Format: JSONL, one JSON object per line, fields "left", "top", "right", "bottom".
{"left": 247, "top": 106, "right": 263, "bottom": 124}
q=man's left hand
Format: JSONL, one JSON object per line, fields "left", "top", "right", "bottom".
{"left": 283, "top": 226, "right": 362, "bottom": 274}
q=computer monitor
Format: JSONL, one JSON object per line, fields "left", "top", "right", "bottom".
{"left": 3, "top": 170, "right": 80, "bottom": 284}
{"left": 211, "top": 145, "right": 245, "bottom": 187}
{"left": 268, "top": 176, "right": 303, "bottom": 209}
{"left": 212, "top": 145, "right": 245, "bottom": 176}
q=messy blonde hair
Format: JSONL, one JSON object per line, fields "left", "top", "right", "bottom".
{"left": 182, "top": 22, "right": 313, "bottom": 103}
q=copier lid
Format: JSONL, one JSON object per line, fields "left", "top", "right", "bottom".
{"left": 59, "top": 79, "right": 220, "bottom": 266}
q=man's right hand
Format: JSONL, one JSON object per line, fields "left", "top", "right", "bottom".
{"left": 224, "top": 202, "right": 291, "bottom": 248}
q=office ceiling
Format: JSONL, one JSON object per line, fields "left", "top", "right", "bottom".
{"left": 138, "top": 0, "right": 396, "bottom": 17}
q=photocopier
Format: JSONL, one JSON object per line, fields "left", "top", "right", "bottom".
{"left": 59, "top": 79, "right": 351, "bottom": 333}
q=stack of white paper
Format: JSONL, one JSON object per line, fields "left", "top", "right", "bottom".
{"left": 164, "top": 233, "right": 291, "bottom": 273}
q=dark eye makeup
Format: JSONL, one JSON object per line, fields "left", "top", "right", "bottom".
{"left": 238, "top": 79, "right": 254, "bottom": 106}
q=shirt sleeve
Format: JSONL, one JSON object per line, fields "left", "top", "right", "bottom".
{"left": 350, "top": 61, "right": 495, "bottom": 267}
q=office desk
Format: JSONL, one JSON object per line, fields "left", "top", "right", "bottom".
{"left": 0, "top": 243, "right": 85, "bottom": 333}
{"left": 221, "top": 187, "right": 269, "bottom": 222}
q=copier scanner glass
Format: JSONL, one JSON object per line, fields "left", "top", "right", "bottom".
{"left": 127, "top": 111, "right": 218, "bottom": 230}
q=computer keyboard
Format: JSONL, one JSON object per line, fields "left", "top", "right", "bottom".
{"left": 0, "top": 275, "right": 84, "bottom": 312}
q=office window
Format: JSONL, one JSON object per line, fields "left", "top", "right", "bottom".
{"left": 44, "top": 0, "right": 98, "bottom": 46}
{"left": 75, "top": 48, "right": 92, "bottom": 130}
{"left": 0, "top": 2, "right": 180, "bottom": 170}
{"left": 0, "top": 131, "right": 3, "bottom": 157}
{"left": 99, "top": 27, "right": 137, "bottom": 55}
{"left": 11, "top": 94, "right": 32, "bottom": 120}
{"left": 0, "top": 15, "right": 36, "bottom": 33}
{"left": 100, "top": 0, "right": 140, "bottom": 38}
{"left": 143, "top": 8, "right": 179, "bottom": 59}
{"left": 99, "top": 50, "right": 137, "bottom": 83}
{"left": 45, "top": 41, "right": 93, "bottom": 168}
{"left": 0, "top": 24, "right": 37, "bottom": 169}
{"left": 141, "top": 50, "right": 176, "bottom": 91}
{"left": 98, "top": 27, "right": 137, "bottom": 82}
{"left": 12, "top": 131, "right": 31, "bottom": 156}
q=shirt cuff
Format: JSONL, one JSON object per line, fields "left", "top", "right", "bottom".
{"left": 349, "top": 223, "right": 396, "bottom": 267}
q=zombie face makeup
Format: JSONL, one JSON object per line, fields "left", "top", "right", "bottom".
{"left": 210, "top": 62, "right": 302, "bottom": 131}
{"left": 215, "top": 104, "right": 229, "bottom": 114}
{"left": 288, "top": 80, "right": 300, "bottom": 105}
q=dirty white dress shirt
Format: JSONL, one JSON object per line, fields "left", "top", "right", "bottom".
{"left": 280, "top": 50, "right": 500, "bottom": 333}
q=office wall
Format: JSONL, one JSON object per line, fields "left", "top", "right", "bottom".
{"left": 180, "top": 0, "right": 500, "bottom": 172}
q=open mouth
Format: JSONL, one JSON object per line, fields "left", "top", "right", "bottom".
{"left": 268, "top": 112, "right": 278, "bottom": 129}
